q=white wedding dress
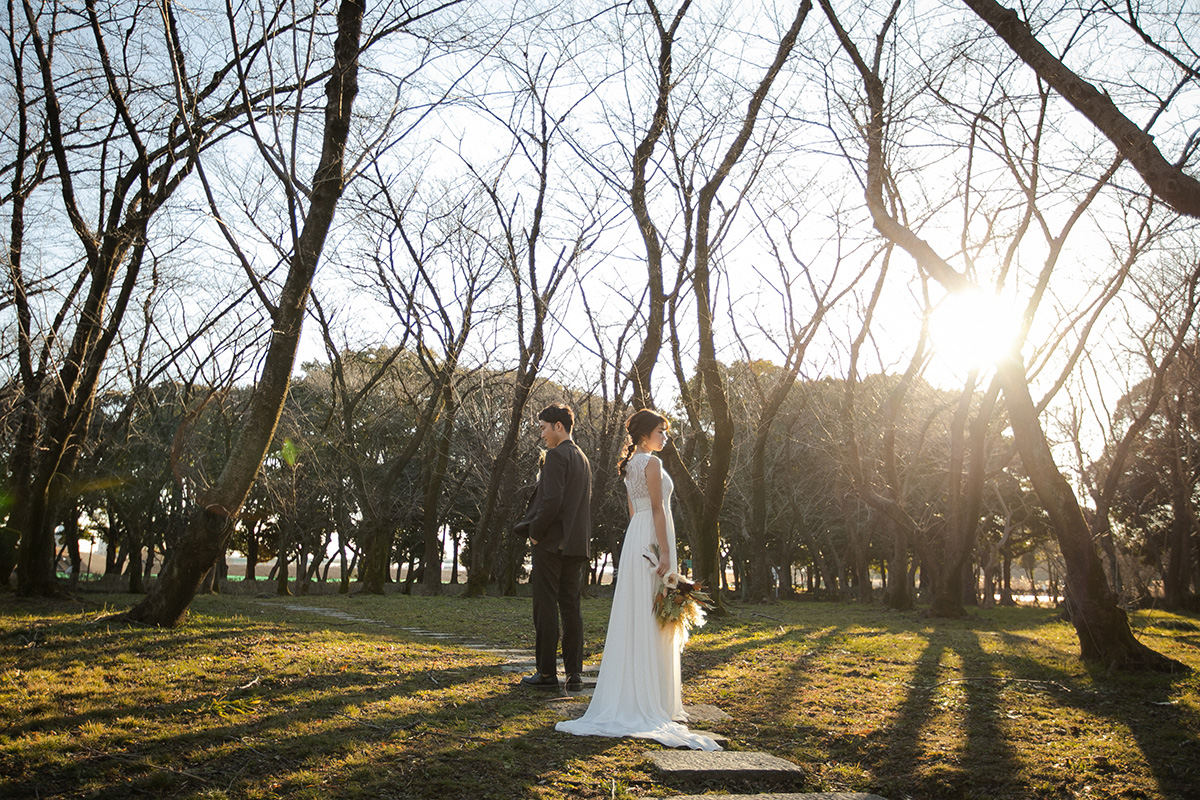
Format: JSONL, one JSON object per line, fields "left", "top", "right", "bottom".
{"left": 555, "top": 452, "right": 721, "bottom": 750}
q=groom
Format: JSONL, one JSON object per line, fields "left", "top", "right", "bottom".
{"left": 517, "top": 403, "right": 592, "bottom": 691}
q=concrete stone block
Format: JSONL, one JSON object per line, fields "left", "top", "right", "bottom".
{"left": 647, "top": 750, "right": 804, "bottom": 780}
{"left": 683, "top": 703, "right": 733, "bottom": 724}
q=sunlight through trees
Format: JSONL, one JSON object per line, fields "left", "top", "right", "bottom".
{"left": 3, "top": 0, "right": 1198, "bottom": 668}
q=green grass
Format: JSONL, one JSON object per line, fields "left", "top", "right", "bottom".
{"left": 1, "top": 589, "right": 1197, "bottom": 799}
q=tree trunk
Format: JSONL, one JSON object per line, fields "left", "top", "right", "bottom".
{"left": 61, "top": 499, "right": 82, "bottom": 587}
{"left": 998, "top": 356, "right": 1184, "bottom": 670}
{"left": 421, "top": 396, "right": 458, "bottom": 595}
{"left": 359, "top": 523, "right": 395, "bottom": 595}
{"left": 746, "top": 400, "right": 783, "bottom": 603}
{"left": 200, "top": 563, "right": 218, "bottom": 594}
{"left": 104, "top": 520, "right": 121, "bottom": 575}
{"left": 245, "top": 532, "right": 259, "bottom": 582}
{"left": 276, "top": 527, "right": 292, "bottom": 596}
{"left": 123, "top": 0, "right": 364, "bottom": 627}
{"left": 1000, "top": 550, "right": 1015, "bottom": 606}
{"left": 465, "top": 383, "right": 533, "bottom": 597}
{"left": 1164, "top": 472, "right": 1193, "bottom": 609}
{"left": 931, "top": 379, "right": 997, "bottom": 617}
{"left": 961, "top": 0, "right": 1200, "bottom": 219}
{"left": 884, "top": 516, "right": 912, "bottom": 610}
{"left": 273, "top": 558, "right": 291, "bottom": 594}
{"left": 126, "top": 528, "right": 145, "bottom": 595}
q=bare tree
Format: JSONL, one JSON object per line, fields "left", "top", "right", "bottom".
{"left": 125, "top": 0, "right": 447, "bottom": 625}
{"left": 331, "top": 169, "right": 501, "bottom": 594}
{"left": 961, "top": 0, "right": 1200, "bottom": 218}
{"left": 5, "top": 0, "right": 256, "bottom": 596}
{"left": 604, "top": 0, "right": 813, "bottom": 605}
{"left": 839, "top": 253, "right": 933, "bottom": 609}
{"left": 728, "top": 203, "right": 859, "bottom": 602}
{"left": 819, "top": 0, "right": 1185, "bottom": 668}
{"left": 1074, "top": 253, "right": 1200, "bottom": 607}
{"left": 456, "top": 26, "right": 611, "bottom": 596}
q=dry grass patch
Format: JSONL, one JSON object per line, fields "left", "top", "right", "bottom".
{"left": 1, "top": 590, "right": 1197, "bottom": 799}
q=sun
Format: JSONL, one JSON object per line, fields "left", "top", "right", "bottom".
{"left": 929, "top": 288, "right": 1024, "bottom": 372}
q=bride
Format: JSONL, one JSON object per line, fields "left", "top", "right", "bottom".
{"left": 555, "top": 409, "right": 720, "bottom": 751}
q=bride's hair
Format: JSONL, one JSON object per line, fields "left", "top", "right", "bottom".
{"left": 617, "top": 408, "right": 670, "bottom": 477}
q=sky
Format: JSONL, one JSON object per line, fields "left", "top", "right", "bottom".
{"left": 7, "top": 0, "right": 1193, "bottom": 489}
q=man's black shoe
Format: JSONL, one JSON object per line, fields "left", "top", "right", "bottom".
{"left": 520, "top": 672, "right": 560, "bottom": 689}
{"left": 565, "top": 673, "right": 584, "bottom": 692}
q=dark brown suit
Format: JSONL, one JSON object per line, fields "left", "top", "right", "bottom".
{"left": 527, "top": 440, "right": 591, "bottom": 557}
{"left": 522, "top": 439, "right": 591, "bottom": 677}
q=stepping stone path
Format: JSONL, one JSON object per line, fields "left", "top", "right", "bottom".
{"left": 650, "top": 750, "right": 805, "bottom": 781}
{"left": 259, "top": 600, "right": 890, "bottom": 800}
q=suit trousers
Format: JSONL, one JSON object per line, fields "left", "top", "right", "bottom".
{"left": 530, "top": 547, "right": 587, "bottom": 677}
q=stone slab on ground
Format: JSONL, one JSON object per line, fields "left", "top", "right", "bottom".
{"left": 547, "top": 698, "right": 590, "bottom": 717}
{"left": 664, "top": 795, "right": 888, "bottom": 800}
{"left": 647, "top": 750, "right": 804, "bottom": 781}
{"left": 683, "top": 703, "right": 732, "bottom": 724}
{"left": 552, "top": 699, "right": 729, "bottom": 725}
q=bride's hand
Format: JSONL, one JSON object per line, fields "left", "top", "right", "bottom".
{"left": 656, "top": 560, "right": 669, "bottom": 577}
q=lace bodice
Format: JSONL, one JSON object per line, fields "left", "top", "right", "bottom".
{"left": 624, "top": 452, "right": 672, "bottom": 514}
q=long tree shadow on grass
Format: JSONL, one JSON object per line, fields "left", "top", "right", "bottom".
{"left": 882, "top": 630, "right": 1031, "bottom": 799}
{"left": 681, "top": 612, "right": 1036, "bottom": 798}
{"left": 7, "top": 596, "right": 796, "bottom": 799}
{"left": 990, "top": 626, "right": 1200, "bottom": 799}
{"left": 2, "top": 619, "right": 309, "bottom": 738}
{"left": 0, "top": 612, "right": 557, "bottom": 798}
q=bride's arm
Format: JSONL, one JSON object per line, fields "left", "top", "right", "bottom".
{"left": 644, "top": 458, "right": 670, "bottom": 577}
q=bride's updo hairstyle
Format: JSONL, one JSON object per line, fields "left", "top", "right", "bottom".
{"left": 617, "top": 409, "right": 670, "bottom": 478}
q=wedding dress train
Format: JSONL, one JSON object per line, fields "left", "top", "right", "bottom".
{"left": 555, "top": 452, "right": 720, "bottom": 751}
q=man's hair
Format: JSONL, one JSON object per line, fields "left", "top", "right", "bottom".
{"left": 538, "top": 403, "right": 574, "bottom": 432}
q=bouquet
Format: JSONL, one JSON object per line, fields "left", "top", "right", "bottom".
{"left": 644, "top": 545, "right": 714, "bottom": 637}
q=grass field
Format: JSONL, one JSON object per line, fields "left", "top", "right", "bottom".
{"left": 2, "top": 587, "right": 1198, "bottom": 799}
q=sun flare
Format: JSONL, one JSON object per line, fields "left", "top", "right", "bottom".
{"left": 929, "top": 288, "right": 1024, "bottom": 371}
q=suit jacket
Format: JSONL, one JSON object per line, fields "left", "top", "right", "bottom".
{"left": 523, "top": 439, "right": 592, "bottom": 558}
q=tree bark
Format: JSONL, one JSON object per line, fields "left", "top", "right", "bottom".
{"left": 624, "top": 0, "right": 692, "bottom": 410}
{"left": 420, "top": 395, "right": 458, "bottom": 595}
{"left": 124, "top": 0, "right": 365, "bottom": 627}
{"left": 961, "top": 0, "right": 1200, "bottom": 219}
{"left": 998, "top": 355, "right": 1183, "bottom": 669}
